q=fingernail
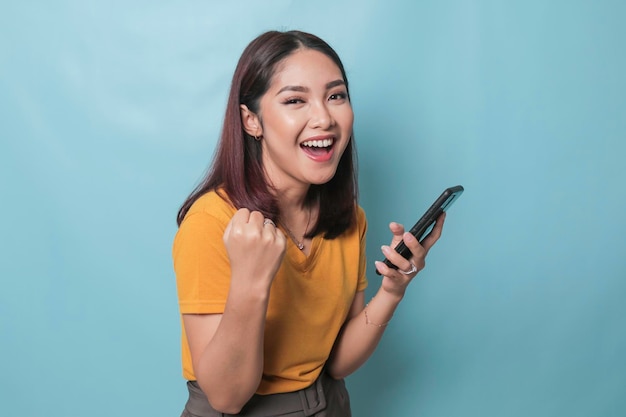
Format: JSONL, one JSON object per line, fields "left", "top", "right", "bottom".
{"left": 381, "top": 245, "right": 390, "bottom": 254}
{"left": 404, "top": 233, "right": 415, "bottom": 242}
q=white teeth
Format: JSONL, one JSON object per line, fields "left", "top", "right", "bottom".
{"left": 302, "top": 138, "right": 334, "bottom": 147}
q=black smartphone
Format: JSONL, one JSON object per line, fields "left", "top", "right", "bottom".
{"left": 376, "top": 185, "right": 464, "bottom": 274}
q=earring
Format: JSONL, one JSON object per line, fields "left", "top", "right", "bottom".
{"left": 254, "top": 135, "right": 262, "bottom": 141}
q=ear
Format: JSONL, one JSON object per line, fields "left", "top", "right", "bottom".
{"left": 240, "top": 104, "right": 263, "bottom": 138}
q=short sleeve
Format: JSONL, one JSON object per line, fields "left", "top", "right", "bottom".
{"left": 173, "top": 211, "right": 232, "bottom": 314}
{"left": 356, "top": 206, "right": 368, "bottom": 292}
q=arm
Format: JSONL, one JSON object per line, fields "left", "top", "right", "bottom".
{"left": 327, "top": 213, "right": 446, "bottom": 379}
{"left": 179, "top": 209, "right": 286, "bottom": 414}
{"left": 326, "top": 289, "right": 399, "bottom": 379}
{"left": 182, "top": 288, "right": 268, "bottom": 414}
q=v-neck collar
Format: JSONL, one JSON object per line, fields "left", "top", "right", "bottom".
{"left": 284, "top": 233, "right": 322, "bottom": 272}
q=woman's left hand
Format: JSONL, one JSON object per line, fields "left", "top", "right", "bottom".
{"left": 374, "top": 213, "right": 446, "bottom": 299}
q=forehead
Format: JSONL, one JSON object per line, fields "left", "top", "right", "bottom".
{"left": 269, "top": 48, "right": 344, "bottom": 89}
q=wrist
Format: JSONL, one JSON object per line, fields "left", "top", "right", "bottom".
{"left": 376, "top": 287, "right": 405, "bottom": 305}
{"left": 362, "top": 291, "right": 402, "bottom": 329}
{"left": 228, "top": 279, "right": 271, "bottom": 305}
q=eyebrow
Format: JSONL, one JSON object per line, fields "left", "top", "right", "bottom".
{"left": 276, "top": 79, "right": 346, "bottom": 95}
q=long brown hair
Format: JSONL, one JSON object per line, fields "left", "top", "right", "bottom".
{"left": 177, "top": 30, "right": 358, "bottom": 239}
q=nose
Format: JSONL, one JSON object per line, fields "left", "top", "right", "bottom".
{"left": 308, "top": 100, "right": 334, "bottom": 129}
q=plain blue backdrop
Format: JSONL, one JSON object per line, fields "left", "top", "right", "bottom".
{"left": 1, "top": 1, "right": 625, "bottom": 416}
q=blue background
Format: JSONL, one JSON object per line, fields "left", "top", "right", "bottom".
{"left": 2, "top": 1, "right": 625, "bottom": 416}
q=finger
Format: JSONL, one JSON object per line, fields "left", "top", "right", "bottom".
{"left": 389, "top": 222, "right": 405, "bottom": 235}
{"left": 397, "top": 261, "right": 418, "bottom": 276}
{"left": 388, "top": 222, "right": 405, "bottom": 247}
{"left": 230, "top": 208, "right": 251, "bottom": 225}
{"left": 262, "top": 218, "right": 278, "bottom": 238}
{"left": 381, "top": 244, "right": 417, "bottom": 274}
{"left": 226, "top": 208, "right": 251, "bottom": 237}
{"left": 384, "top": 232, "right": 425, "bottom": 272}
{"left": 274, "top": 227, "right": 286, "bottom": 243}
{"left": 402, "top": 231, "right": 424, "bottom": 252}
{"left": 262, "top": 218, "right": 276, "bottom": 229}
{"left": 421, "top": 212, "right": 446, "bottom": 251}
{"left": 375, "top": 260, "right": 398, "bottom": 278}
{"left": 374, "top": 261, "right": 411, "bottom": 282}
{"left": 248, "top": 210, "right": 265, "bottom": 226}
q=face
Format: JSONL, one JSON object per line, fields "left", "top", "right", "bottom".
{"left": 245, "top": 48, "right": 354, "bottom": 192}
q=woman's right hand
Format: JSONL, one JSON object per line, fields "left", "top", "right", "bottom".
{"left": 223, "top": 208, "right": 286, "bottom": 293}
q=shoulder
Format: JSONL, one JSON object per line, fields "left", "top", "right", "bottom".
{"left": 356, "top": 204, "right": 366, "bottom": 223}
{"left": 173, "top": 189, "right": 235, "bottom": 258}
{"left": 183, "top": 189, "right": 236, "bottom": 225}
{"left": 174, "top": 190, "right": 236, "bottom": 246}
{"left": 335, "top": 203, "right": 367, "bottom": 240}
{"left": 355, "top": 204, "right": 367, "bottom": 230}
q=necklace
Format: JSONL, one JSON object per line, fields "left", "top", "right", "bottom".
{"left": 281, "top": 208, "right": 312, "bottom": 251}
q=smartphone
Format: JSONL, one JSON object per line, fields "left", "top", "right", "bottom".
{"left": 376, "top": 185, "right": 464, "bottom": 274}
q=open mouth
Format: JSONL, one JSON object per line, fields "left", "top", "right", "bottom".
{"left": 300, "top": 138, "right": 335, "bottom": 157}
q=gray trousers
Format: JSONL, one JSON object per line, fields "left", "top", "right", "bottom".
{"left": 181, "top": 372, "right": 352, "bottom": 417}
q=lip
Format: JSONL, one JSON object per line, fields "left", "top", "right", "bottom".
{"left": 300, "top": 134, "right": 337, "bottom": 162}
{"left": 300, "top": 134, "right": 335, "bottom": 145}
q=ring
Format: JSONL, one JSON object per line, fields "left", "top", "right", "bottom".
{"left": 398, "top": 262, "right": 417, "bottom": 275}
{"left": 263, "top": 219, "right": 276, "bottom": 227}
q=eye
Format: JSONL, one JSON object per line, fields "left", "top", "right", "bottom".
{"left": 282, "top": 97, "right": 305, "bottom": 105}
{"left": 329, "top": 92, "right": 348, "bottom": 101}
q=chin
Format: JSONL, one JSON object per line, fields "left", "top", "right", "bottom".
{"left": 308, "top": 171, "right": 338, "bottom": 186}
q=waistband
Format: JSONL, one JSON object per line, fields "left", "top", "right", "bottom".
{"left": 185, "top": 373, "right": 329, "bottom": 417}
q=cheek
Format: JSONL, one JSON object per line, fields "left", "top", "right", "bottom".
{"left": 339, "top": 108, "right": 354, "bottom": 133}
{"left": 264, "top": 113, "right": 301, "bottom": 136}
{"left": 337, "top": 104, "right": 354, "bottom": 122}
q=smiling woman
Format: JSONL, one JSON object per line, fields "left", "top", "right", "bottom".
{"left": 172, "top": 30, "right": 446, "bottom": 416}
{"left": 242, "top": 48, "right": 354, "bottom": 187}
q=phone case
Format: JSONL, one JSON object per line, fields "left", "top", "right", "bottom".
{"left": 377, "top": 185, "right": 464, "bottom": 273}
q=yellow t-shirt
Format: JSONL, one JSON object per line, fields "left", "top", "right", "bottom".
{"left": 173, "top": 190, "right": 368, "bottom": 394}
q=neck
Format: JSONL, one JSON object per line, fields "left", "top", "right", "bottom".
{"left": 279, "top": 198, "right": 311, "bottom": 228}
{"left": 275, "top": 187, "right": 317, "bottom": 251}
{"left": 281, "top": 204, "right": 312, "bottom": 251}
{"left": 265, "top": 176, "right": 315, "bottom": 234}
{"left": 274, "top": 184, "right": 311, "bottom": 216}
{"left": 262, "top": 163, "right": 310, "bottom": 213}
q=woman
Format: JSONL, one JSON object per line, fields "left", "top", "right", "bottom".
{"left": 173, "top": 30, "right": 445, "bottom": 416}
